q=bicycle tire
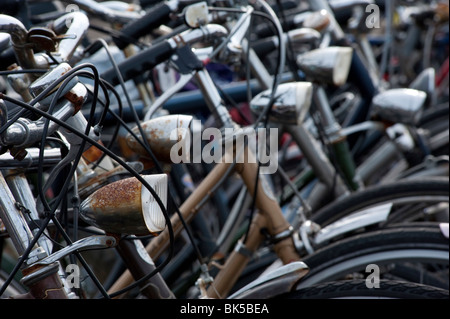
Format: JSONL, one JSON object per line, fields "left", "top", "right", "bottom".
{"left": 296, "top": 224, "right": 449, "bottom": 290}
{"left": 276, "top": 279, "right": 449, "bottom": 299}
{"left": 310, "top": 178, "right": 449, "bottom": 226}
{"left": 231, "top": 179, "right": 448, "bottom": 294}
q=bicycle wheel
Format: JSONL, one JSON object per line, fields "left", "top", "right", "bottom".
{"left": 276, "top": 280, "right": 449, "bottom": 299}
{"left": 231, "top": 179, "right": 448, "bottom": 294}
{"left": 295, "top": 223, "right": 449, "bottom": 290}
{"left": 310, "top": 178, "right": 449, "bottom": 226}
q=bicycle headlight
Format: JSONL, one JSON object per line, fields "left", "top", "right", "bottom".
{"left": 296, "top": 46, "right": 353, "bottom": 86}
{"left": 125, "top": 114, "right": 193, "bottom": 163}
{"left": 250, "top": 82, "right": 313, "bottom": 125}
{"left": 80, "top": 174, "right": 168, "bottom": 235}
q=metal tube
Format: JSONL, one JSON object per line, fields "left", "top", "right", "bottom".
{"left": 51, "top": 11, "right": 90, "bottom": 63}
{"left": 0, "top": 171, "right": 35, "bottom": 255}
{"left": 115, "top": 238, "right": 175, "bottom": 299}
{"left": 0, "top": 148, "right": 62, "bottom": 169}
{"left": 194, "top": 70, "right": 234, "bottom": 128}
{"left": 284, "top": 124, "right": 348, "bottom": 197}
{"left": 314, "top": 86, "right": 340, "bottom": 132}
{"left": 207, "top": 213, "right": 268, "bottom": 298}
{"left": 356, "top": 140, "right": 401, "bottom": 183}
{"left": 70, "top": 0, "right": 142, "bottom": 24}
{"left": 5, "top": 173, "right": 54, "bottom": 255}
{"left": 168, "top": 24, "right": 228, "bottom": 49}
{"left": 332, "top": 140, "right": 360, "bottom": 190}
{"left": 0, "top": 14, "right": 38, "bottom": 70}
{"left": 1, "top": 100, "right": 75, "bottom": 147}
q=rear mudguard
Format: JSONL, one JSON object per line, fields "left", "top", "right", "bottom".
{"left": 228, "top": 261, "right": 309, "bottom": 299}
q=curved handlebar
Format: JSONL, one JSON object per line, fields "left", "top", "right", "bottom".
{"left": 101, "top": 24, "right": 228, "bottom": 85}
{"left": 0, "top": 11, "right": 90, "bottom": 69}
{"left": 0, "top": 14, "right": 38, "bottom": 70}
{"left": 109, "top": 0, "right": 231, "bottom": 50}
{"left": 70, "top": 0, "right": 143, "bottom": 24}
{"left": 49, "top": 11, "right": 90, "bottom": 63}
{"left": 113, "top": 0, "right": 177, "bottom": 50}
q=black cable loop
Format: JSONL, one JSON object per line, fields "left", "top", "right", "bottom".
{"left": 0, "top": 63, "right": 107, "bottom": 135}
{"left": 243, "top": 1, "right": 284, "bottom": 244}
{"left": 81, "top": 79, "right": 123, "bottom": 170}
{"left": 0, "top": 62, "right": 173, "bottom": 297}
{"left": 33, "top": 65, "right": 108, "bottom": 298}
{"left": 94, "top": 38, "right": 209, "bottom": 271}
{"left": 198, "top": 4, "right": 285, "bottom": 246}
{"left": 0, "top": 92, "right": 174, "bottom": 298}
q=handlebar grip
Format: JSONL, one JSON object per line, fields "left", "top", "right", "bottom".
{"left": 113, "top": 2, "right": 172, "bottom": 50}
{"left": 254, "top": 17, "right": 295, "bottom": 38}
{"left": 101, "top": 40, "right": 175, "bottom": 86}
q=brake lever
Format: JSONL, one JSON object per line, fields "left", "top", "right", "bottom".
{"left": 34, "top": 235, "right": 118, "bottom": 266}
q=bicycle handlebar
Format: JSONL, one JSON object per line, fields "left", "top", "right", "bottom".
{"left": 50, "top": 11, "right": 90, "bottom": 63}
{"left": 0, "top": 14, "right": 37, "bottom": 70}
{"left": 113, "top": 0, "right": 179, "bottom": 50}
{"left": 101, "top": 40, "right": 176, "bottom": 86}
{"left": 0, "top": 11, "right": 90, "bottom": 69}
{"left": 101, "top": 24, "right": 228, "bottom": 85}
{"left": 251, "top": 28, "right": 321, "bottom": 57}
{"left": 70, "top": 0, "right": 143, "bottom": 24}
{"left": 0, "top": 83, "right": 87, "bottom": 148}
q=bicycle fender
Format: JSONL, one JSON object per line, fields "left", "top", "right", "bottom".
{"left": 228, "top": 261, "right": 309, "bottom": 299}
{"left": 313, "top": 203, "right": 393, "bottom": 245}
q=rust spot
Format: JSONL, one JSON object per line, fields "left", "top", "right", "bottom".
{"left": 7, "top": 64, "right": 19, "bottom": 71}
{"left": 82, "top": 141, "right": 104, "bottom": 163}
{"left": 79, "top": 163, "right": 131, "bottom": 197}
{"left": 90, "top": 177, "right": 141, "bottom": 210}
{"left": 127, "top": 125, "right": 174, "bottom": 162}
{"left": 21, "top": 264, "right": 45, "bottom": 277}
{"left": 10, "top": 147, "right": 28, "bottom": 161}
{"left": 64, "top": 90, "right": 84, "bottom": 113}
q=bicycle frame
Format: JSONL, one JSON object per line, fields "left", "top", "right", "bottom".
{"left": 0, "top": 168, "right": 74, "bottom": 299}
{"left": 108, "top": 139, "right": 306, "bottom": 298}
